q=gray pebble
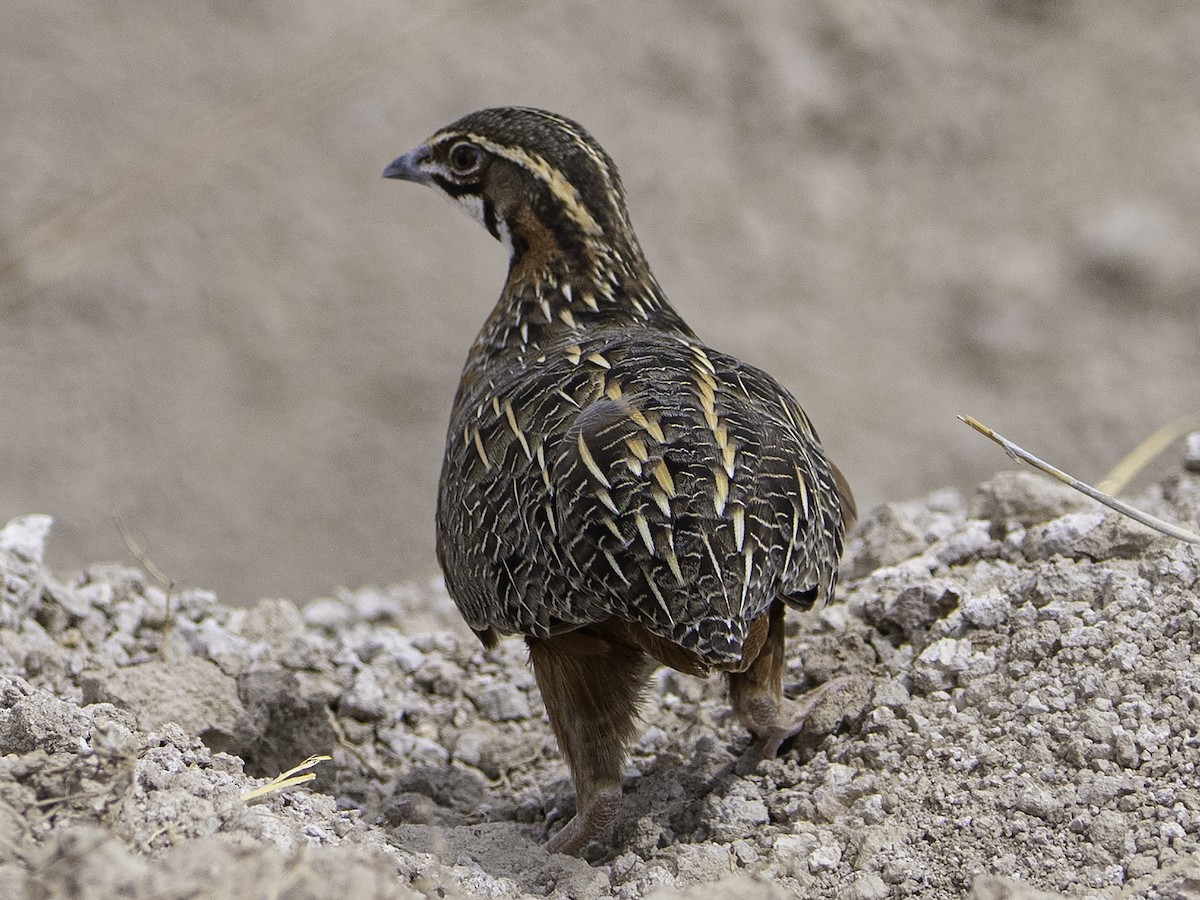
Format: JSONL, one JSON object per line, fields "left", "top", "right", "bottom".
{"left": 1185, "top": 432, "right": 1200, "bottom": 473}
{"left": 913, "top": 638, "right": 973, "bottom": 692}
{"left": 1089, "top": 809, "right": 1131, "bottom": 856}
{"left": 961, "top": 590, "right": 1010, "bottom": 628}
{"left": 463, "top": 678, "right": 531, "bottom": 722}
{"left": 302, "top": 597, "right": 351, "bottom": 629}
{"left": 340, "top": 668, "right": 387, "bottom": 721}
{"left": 846, "top": 871, "right": 890, "bottom": 900}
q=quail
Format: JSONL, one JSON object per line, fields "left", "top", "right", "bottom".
{"left": 383, "top": 107, "right": 856, "bottom": 856}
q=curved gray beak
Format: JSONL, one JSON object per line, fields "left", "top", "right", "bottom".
{"left": 383, "top": 145, "right": 432, "bottom": 183}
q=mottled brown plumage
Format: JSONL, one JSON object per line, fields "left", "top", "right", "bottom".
{"left": 384, "top": 107, "right": 856, "bottom": 855}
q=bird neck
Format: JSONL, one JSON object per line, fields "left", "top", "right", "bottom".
{"left": 465, "top": 204, "right": 693, "bottom": 362}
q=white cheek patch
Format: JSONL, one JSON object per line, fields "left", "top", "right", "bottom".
{"left": 496, "top": 216, "right": 515, "bottom": 261}
{"left": 452, "top": 193, "right": 516, "bottom": 263}
{"left": 454, "top": 194, "right": 489, "bottom": 229}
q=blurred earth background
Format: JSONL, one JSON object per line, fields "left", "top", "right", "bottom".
{"left": 3, "top": 0, "right": 1198, "bottom": 605}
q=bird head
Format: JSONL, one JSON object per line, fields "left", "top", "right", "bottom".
{"left": 384, "top": 107, "right": 640, "bottom": 267}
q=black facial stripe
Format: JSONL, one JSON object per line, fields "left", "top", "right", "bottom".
{"left": 482, "top": 199, "right": 500, "bottom": 240}
{"left": 431, "top": 174, "right": 479, "bottom": 198}
{"left": 509, "top": 231, "right": 529, "bottom": 263}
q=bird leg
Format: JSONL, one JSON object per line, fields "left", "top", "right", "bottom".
{"left": 526, "top": 630, "right": 650, "bottom": 855}
{"left": 727, "top": 600, "right": 851, "bottom": 775}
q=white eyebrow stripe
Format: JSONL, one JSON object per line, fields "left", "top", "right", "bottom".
{"left": 430, "top": 130, "right": 602, "bottom": 237}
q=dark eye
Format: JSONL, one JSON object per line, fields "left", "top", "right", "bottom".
{"left": 448, "top": 141, "right": 482, "bottom": 175}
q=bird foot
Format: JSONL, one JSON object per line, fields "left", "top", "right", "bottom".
{"left": 735, "top": 676, "right": 855, "bottom": 775}
{"left": 544, "top": 815, "right": 591, "bottom": 856}
{"left": 543, "top": 785, "right": 622, "bottom": 856}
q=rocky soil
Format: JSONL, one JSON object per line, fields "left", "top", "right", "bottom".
{"left": 2, "top": 463, "right": 1199, "bottom": 899}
